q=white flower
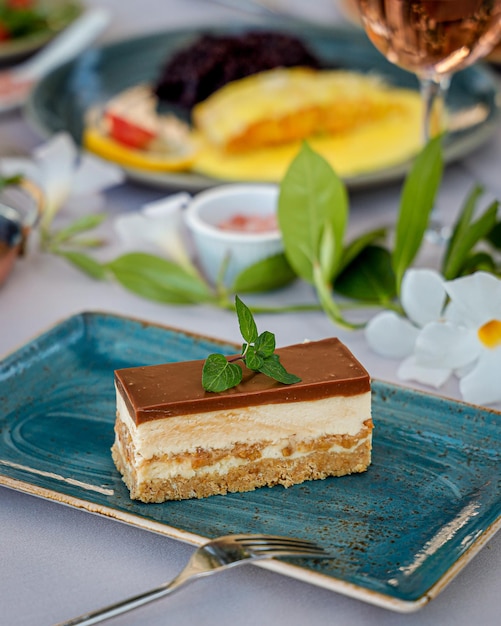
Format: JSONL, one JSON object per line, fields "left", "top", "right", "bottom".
{"left": 414, "top": 272, "right": 501, "bottom": 405}
{"left": 365, "top": 268, "right": 451, "bottom": 386}
{"left": 366, "top": 269, "right": 501, "bottom": 406}
{"left": 114, "top": 192, "right": 196, "bottom": 273}
{"left": 0, "top": 133, "right": 123, "bottom": 229}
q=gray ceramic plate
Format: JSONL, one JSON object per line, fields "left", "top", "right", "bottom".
{"left": 25, "top": 24, "right": 501, "bottom": 191}
{"left": 0, "top": 312, "right": 499, "bottom": 611}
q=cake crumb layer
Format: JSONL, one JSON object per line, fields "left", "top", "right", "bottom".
{"left": 112, "top": 432, "right": 372, "bottom": 502}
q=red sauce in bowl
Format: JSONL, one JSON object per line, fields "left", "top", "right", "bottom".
{"left": 218, "top": 213, "right": 278, "bottom": 233}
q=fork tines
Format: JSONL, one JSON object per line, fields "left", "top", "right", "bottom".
{"left": 234, "top": 534, "right": 327, "bottom": 555}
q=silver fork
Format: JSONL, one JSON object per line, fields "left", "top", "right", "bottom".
{"left": 55, "top": 534, "right": 328, "bottom": 625}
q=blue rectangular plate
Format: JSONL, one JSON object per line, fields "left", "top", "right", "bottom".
{"left": 0, "top": 312, "right": 499, "bottom": 612}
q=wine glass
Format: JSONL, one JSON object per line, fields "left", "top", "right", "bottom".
{"left": 353, "top": 0, "right": 501, "bottom": 240}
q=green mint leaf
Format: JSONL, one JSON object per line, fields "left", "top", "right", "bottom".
{"left": 392, "top": 135, "right": 443, "bottom": 293}
{"left": 254, "top": 330, "right": 275, "bottom": 357}
{"left": 235, "top": 294, "right": 258, "bottom": 343}
{"left": 106, "top": 253, "right": 215, "bottom": 305}
{"left": 201, "top": 296, "right": 301, "bottom": 392}
{"left": 259, "top": 354, "right": 302, "bottom": 385}
{"left": 334, "top": 245, "right": 397, "bottom": 304}
{"left": 244, "top": 348, "right": 264, "bottom": 371}
{"left": 231, "top": 253, "right": 296, "bottom": 293}
{"left": 202, "top": 354, "right": 243, "bottom": 392}
{"left": 57, "top": 251, "right": 106, "bottom": 280}
{"left": 278, "top": 142, "right": 348, "bottom": 283}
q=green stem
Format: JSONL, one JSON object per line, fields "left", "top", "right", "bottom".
{"left": 39, "top": 227, "right": 51, "bottom": 252}
{"left": 313, "top": 264, "right": 363, "bottom": 330}
{"left": 219, "top": 301, "right": 322, "bottom": 314}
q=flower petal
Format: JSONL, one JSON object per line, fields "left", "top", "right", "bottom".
{"left": 365, "top": 311, "right": 419, "bottom": 358}
{"left": 415, "top": 321, "right": 481, "bottom": 369}
{"left": 445, "top": 272, "right": 501, "bottom": 327}
{"left": 114, "top": 213, "right": 152, "bottom": 251}
{"left": 459, "top": 349, "right": 501, "bottom": 405}
{"left": 397, "top": 355, "right": 451, "bottom": 388}
{"left": 71, "top": 153, "right": 124, "bottom": 197}
{"left": 115, "top": 193, "right": 193, "bottom": 269}
{"left": 401, "top": 268, "right": 446, "bottom": 327}
{"left": 34, "top": 133, "right": 77, "bottom": 216}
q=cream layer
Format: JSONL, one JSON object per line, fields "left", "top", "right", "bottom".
{"left": 115, "top": 385, "right": 371, "bottom": 460}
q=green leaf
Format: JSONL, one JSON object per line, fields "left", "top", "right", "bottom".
{"left": 50, "top": 214, "right": 107, "bottom": 245}
{"left": 235, "top": 294, "right": 258, "bottom": 343}
{"left": 254, "top": 330, "right": 275, "bottom": 357}
{"left": 202, "top": 354, "right": 243, "bottom": 392}
{"left": 392, "top": 136, "right": 443, "bottom": 292}
{"left": 338, "top": 227, "right": 387, "bottom": 273}
{"left": 57, "top": 251, "right": 106, "bottom": 280}
{"left": 106, "top": 253, "right": 214, "bottom": 304}
{"left": 319, "top": 221, "right": 336, "bottom": 282}
{"left": 457, "top": 251, "right": 497, "bottom": 276}
{"left": 487, "top": 221, "right": 501, "bottom": 249}
{"left": 201, "top": 295, "right": 301, "bottom": 391}
{"left": 64, "top": 237, "right": 106, "bottom": 249}
{"left": 232, "top": 253, "right": 296, "bottom": 293}
{"left": 0, "top": 174, "right": 23, "bottom": 191}
{"left": 334, "top": 245, "right": 397, "bottom": 304}
{"left": 245, "top": 349, "right": 264, "bottom": 371}
{"left": 278, "top": 142, "right": 348, "bottom": 283}
{"left": 442, "top": 192, "right": 498, "bottom": 279}
{"left": 442, "top": 185, "right": 482, "bottom": 271}
{"left": 259, "top": 354, "right": 302, "bottom": 385}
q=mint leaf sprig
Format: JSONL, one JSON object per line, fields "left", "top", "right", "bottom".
{"left": 202, "top": 295, "right": 302, "bottom": 392}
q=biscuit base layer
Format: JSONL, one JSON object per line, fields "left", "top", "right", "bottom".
{"left": 111, "top": 425, "right": 372, "bottom": 503}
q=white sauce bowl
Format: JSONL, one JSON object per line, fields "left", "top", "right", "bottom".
{"left": 184, "top": 184, "right": 283, "bottom": 285}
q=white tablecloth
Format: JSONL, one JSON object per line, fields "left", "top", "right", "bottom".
{"left": 1, "top": 2, "right": 500, "bottom": 625}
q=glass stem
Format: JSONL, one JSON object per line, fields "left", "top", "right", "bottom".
{"left": 420, "top": 74, "right": 450, "bottom": 143}
{"left": 419, "top": 74, "right": 451, "bottom": 243}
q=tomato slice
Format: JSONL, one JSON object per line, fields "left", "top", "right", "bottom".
{"left": 83, "top": 125, "right": 197, "bottom": 172}
{"left": 105, "top": 111, "right": 156, "bottom": 150}
{"left": 0, "top": 22, "right": 11, "bottom": 41}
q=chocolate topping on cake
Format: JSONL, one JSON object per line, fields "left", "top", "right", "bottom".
{"left": 114, "top": 338, "right": 370, "bottom": 425}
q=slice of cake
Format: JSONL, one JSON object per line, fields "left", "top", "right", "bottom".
{"left": 112, "top": 338, "right": 372, "bottom": 502}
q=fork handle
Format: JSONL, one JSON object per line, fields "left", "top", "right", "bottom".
{"left": 54, "top": 576, "right": 187, "bottom": 626}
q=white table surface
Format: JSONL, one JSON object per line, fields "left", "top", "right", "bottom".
{"left": 1, "top": 1, "right": 500, "bottom": 625}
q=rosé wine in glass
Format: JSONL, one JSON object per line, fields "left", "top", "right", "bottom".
{"left": 354, "top": 0, "right": 501, "bottom": 239}
{"left": 355, "top": 0, "right": 501, "bottom": 80}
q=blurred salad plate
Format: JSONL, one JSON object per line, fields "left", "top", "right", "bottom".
{"left": 0, "top": 0, "right": 82, "bottom": 65}
{"left": 0, "top": 5, "right": 110, "bottom": 114}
